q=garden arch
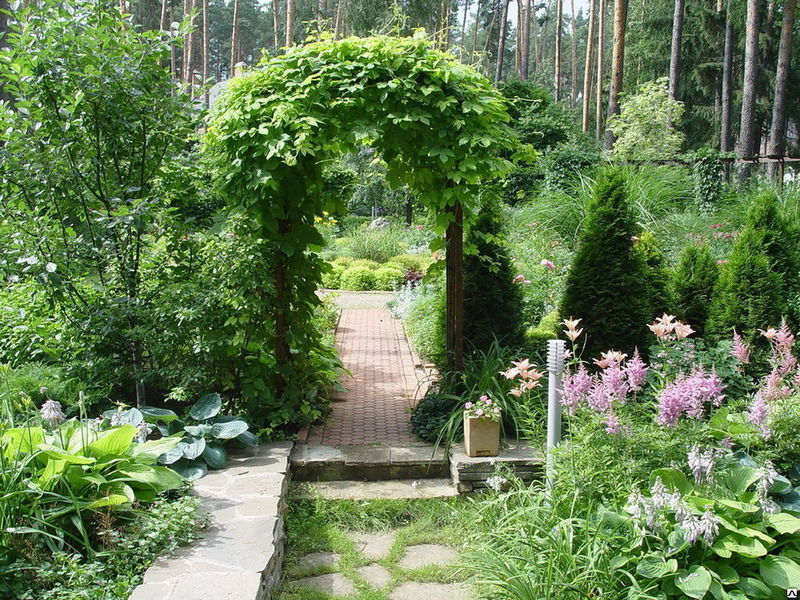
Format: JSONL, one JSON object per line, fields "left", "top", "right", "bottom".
{"left": 204, "top": 34, "right": 524, "bottom": 399}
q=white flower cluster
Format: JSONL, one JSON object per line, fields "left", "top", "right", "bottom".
{"left": 756, "top": 461, "right": 780, "bottom": 514}
{"left": 687, "top": 445, "right": 724, "bottom": 485}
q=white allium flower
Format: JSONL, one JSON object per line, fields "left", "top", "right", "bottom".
{"left": 40, "top": 400, "right": 65, "bottom": 428}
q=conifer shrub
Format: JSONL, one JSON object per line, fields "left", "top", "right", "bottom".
{"left": 374, "top": 267, "right": 404, "bottom": 290}
{"left": 634, "top": 231, "right": 672, "bottom": 316}
{"left": 559, "top": 169, "right": 652, "bottom": 359}
{"left": 708, "top": 228, "right": 785, "bottom": 344}
{"left": 463, "top": 198, "right": 524, "bottom": 353}
{"left": 672, "top": 244, "right": 719, "bottom": 337}
{"left": 339, "top": 266, "right": 377, "bottom": 291}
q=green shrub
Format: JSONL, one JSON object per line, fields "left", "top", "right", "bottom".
{"left": 559, "top": 169, "right": 653, "bottom": 359}
{"left": 331, "top": 256, "right": 354, "bottom": 268}
{"left": 349, "top": 258, "right": 381, "bottom": 270}
{"left": 321, "top": 263, "right": 345, "bottom": 289}
{"left": 339, "top": 266, "right": 377, "bottom": 291}
{"left": 343, "top": 226, "right": 408, "bottom": 263}
{"left": 543, "top": 141, "right": 600, "bottom": 192}
{"left": 463, "top": 199, "right": 524, "bottom": 353}
{"left": 387, "top": 254, "right": 425, "bottom": 272}
{"left": 525, "top": 310, "right": 561, "bottom": 356}
{"left": 410, "top": 392, "right": 461, "bottom": 443}
{"left": 691, "top": 148, "right": 724, "bottom": 208}
{"left": 708, "top": 229, "right": 785, "bottom": 344}
{"left": 404, "top": 282, "right": 446, "bottom": 368}
{"left": 673, "top": 244, "right": 719, "bottom": 336}
{"left": 634, "top": 231, "right": 672, "bottom": 316}
{"left": 374, "top": 267, "right": 405, "bottom": 291}
{"left": 0, "top": 363, "right": 85, "bottom": 419}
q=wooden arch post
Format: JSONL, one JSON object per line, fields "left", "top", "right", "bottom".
{"left": 445, "top": 201, "right": 464, "bottom": 373}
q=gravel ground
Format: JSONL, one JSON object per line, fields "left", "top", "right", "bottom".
{"left": 319, "top": 290, "right": 395, "bottom": 310}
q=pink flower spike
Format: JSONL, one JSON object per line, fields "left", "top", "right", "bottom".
{"left": 731, "top": 330, "right": 750, "bottom": 364}
{"left": 540, "top": 259, "right": 555, "bottom": 270}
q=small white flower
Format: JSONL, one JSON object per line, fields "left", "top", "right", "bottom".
{"left": 135, "top": 421, "right": 154, "bottom": 443}
{"left": 45, "top": 262, "right": 57, "bottom": 273}
{"left": 40, "top": 400, "right": 65, "bottom": 428}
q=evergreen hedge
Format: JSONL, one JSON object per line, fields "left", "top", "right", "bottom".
{"left": 672, "top": 244, "right": 719, "bottom": 337}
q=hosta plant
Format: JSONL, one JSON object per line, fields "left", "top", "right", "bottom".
{"left": 609, "top": 449, "right": 800, "bottom": 599}
{"left": 140, "top": 393, "right": 256, "bottom": 481}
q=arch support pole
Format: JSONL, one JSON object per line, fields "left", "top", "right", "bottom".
{"left": 445, "top": 201, "right": 464, "bottom": 373}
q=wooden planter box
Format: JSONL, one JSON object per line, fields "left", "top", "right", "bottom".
{"left": 464, "top": 416, "right": 500, "bottom": 457}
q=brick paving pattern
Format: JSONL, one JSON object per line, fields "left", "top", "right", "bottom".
{"left": 305, "top": 308, "right": 421, "bottom": 445}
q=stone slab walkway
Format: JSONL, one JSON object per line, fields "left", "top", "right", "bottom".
{"left": 129, "top": 442, "right": 292, "bottom": 600}
{"left": 304, "top": 307, "right": 424, "bottom": 445}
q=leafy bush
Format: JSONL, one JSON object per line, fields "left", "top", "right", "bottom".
{"left": 542, "top": 141, "right": 600, "bottom": 192}
{"left": 340, "top": 266, "right": 378, "bottom": 291}
{"left": 342, "top": 226, "right": 408, "bottom": 263}
{"left": 321, "top": 263, "right": 345, "bottom": 288}
{"left": 349, "top": 258, "right": 381, "bottom": 270}
{"left": 374, "top": 267, "right": 404, "bottom": 290}
{"left": 8, "top": 495, "right": 206, "bottom": 600}
{"left": 410, "top": 392, "right": 461, "bottom": 443}
{"left": 0, "top": 363, "right": 85, "bottom": 418}
{"left": 691, "top": 148, "right": 725, "bottom": 208}
{"left": 560, "top": 170, "right": 653, "bottom": 358}
{"left": 525, "top": 310, "right": 561, "bottom": 357}
{"left": 463, "top": 199, "right": 524, "bottom": 353}
{"left": 634, "top": 231, "right": 673, "bottom": 317}
{"left": 608, "top": 78, "right": 685, "bottom": 162}
{"left": 673, "top": 244, "right": 719, "bottom": 337}
{"left": 138, "top": 392, "right": 255, "bottom": 480}
{"left": 403, "top": 282, "right": 446, "bottom": 368}
{"left": 387, "top": 254, "right": 425, "bottom": 272}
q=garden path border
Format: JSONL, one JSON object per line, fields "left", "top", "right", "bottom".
{"left": 129, "top": 442, "right": 292, "bottom": 600}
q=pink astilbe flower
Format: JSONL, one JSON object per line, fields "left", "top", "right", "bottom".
{"left": 747, "top": 394, "right": 771, "bottom": 438}
{"left": 656, "top": 368, "right": 726, "bottom": 427}
{"left": 731, "top": 330, "right": 750, "bottom": 364}
{"left": 624, "top": 350, "right": 648, "bottom": 390}
{"left": 603, "top": 412, "right": 622, "bottom": 435}
{"left": 540, "top": 259, "right": 555, "bottom": 270}
{"left": 561, "top": 364, "right": 592, "bottom": 414}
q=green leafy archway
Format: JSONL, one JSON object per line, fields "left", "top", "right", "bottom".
{"left": 204, "top": 34, "right": 525, "bottom": 404}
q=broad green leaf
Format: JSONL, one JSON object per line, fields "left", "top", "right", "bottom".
{"left": 713, "top": 534, "right": 767, "bottom": 558}
{"left": 675, "top": 566, "right": 712, "bottom": 599}
{"left": 210, "top": 420, "right": 249, "bottom": 440}
{"left": 184, "top": 424, "right": 213, "bottom": 437}
{"left": 201, "top": 443, "right": 227, "bottom": 470}
{"left": 37, "top": 443, "right": 95, "bottom": 464}
{"left": 706, "top": 561, "right": 739, "bottom": 585}
{"left": 636, "top": 556, "right": 673, "bottom": 579}
{"left": 132, "top": 436, "right": 182, "bottom": 459}
{"left": 119, "top": 464, "right": 185, "bottom": 492}
{"left": 736, "top": 577, "right": 772, "bottom": 598}
{"left": 2, "top": 427, "right": 44, "bottom": 459}
{"left": 236, "top": 431, "right": 258, "bottom": 447}
{"left": 190, "top": 393, "right": 222, "bottom": 421}
{"left": 172, "top": 459, "right": 207, "bottom": 481}
{"left": 651, "top": 468, "right": 692, "bottom": 494}
{"left": 759, "top": 555, "right": 800, "bottom": 589}
{"left": 86, "top": 425, "right": 136, "bottom": 458}
{"left": 179, "top": 436, "right": 206, "bottom": 460}
{"left": 140, "top": 406, "right": 179, "bottom": 424}
{"left": 720, "top": 466, "right": 759, "bottom": 495}
{"left": 158, "top": 444, "right": 184, "bottom": 465}
{"left": 764, "top": 512, "right": 800, "bottom": 534}
{"left": 86, "top": 494, "right": 129, "bottom": 510}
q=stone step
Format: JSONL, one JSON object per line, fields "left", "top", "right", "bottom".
{"left": 291, "top": 443, "right": 449, "bottom": 482}
{"left": 293, "top": 478, "right": 458, "bottom": 500}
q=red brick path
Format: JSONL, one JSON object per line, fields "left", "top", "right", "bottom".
{"left": 305, "top": 309, "right": 422, "bottom": 445}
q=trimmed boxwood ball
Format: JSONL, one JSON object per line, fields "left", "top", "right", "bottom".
{"left": 340, "top": 266, "right": 377, "bottom": 290}
{"left": 375, "top": 267, "right": 405, "bottom": 290}
{"left": 388, "top": 254, "right": 424, "bottom": 272}
{"left": 349, "top": 259, "right": 381, "bottom": 270}
{"left": 559, "top": 169, "right": 653, "bottom": 359}
{"left": 321, "top": 263, "right": 345, "bottom": 289}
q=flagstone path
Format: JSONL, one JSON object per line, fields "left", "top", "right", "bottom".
{"left": 304, "top": 294, "right": 429, "bottom": 445}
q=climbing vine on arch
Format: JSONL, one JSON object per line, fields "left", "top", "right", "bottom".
{"left": 203, "top": 33, "right": 528, "bottom": 412}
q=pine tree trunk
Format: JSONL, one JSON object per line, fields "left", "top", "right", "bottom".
{"left": 461, "top": 0, "right": 471, "bottom": 48}
{"left": 582, "top": 0, "right": 597, "bottom": 132}
{"left": 160, "top": 0, "right": 168, "bottom": 30}
{"left": 668, "top": 0, "right": 685, "bottom": 100}
{"left": 495, "top": 0, "right": 510, "bottom": 84}
{"left": 595, "top": 0, "right": 606, "bottom": 140}
{"left": 720, "top": 0, "right": 734, "bottom": 153}
{"left": 334, "top": 0, "right": 342, "bottom": 39}
{"left": 273, "top": 0, "right": 281, "bottom": 48}
{"left": 0, "top": 0, "right": 8, "bottom": 104}
{"left": 230, "top": 0, "right": 240, "bottom": 75}
{"left": 202, "top": 0, "right": 209, "bottom": 107}
{"left": 738, "top": 0, "right": 761, "bottom": 179}
{"left": 471, "top": 0, "right": 483, "bottom": 57}
{"left": 570, "top": 0, "right": 578, "bottom": 107}
{"left": 554, "top": 0, "right": 563, "bottom": 100}
{"left": 170, "top": 1, "right": 177, "bottom": 78}
{"left": 285, "top": 0, "right": 295, "bottom": 47}
{"left": 186, "top": 0, "right": 195, "bottom": 94}
{"left": 516, "top": 0, "right": 523, "bottom": 73}
{"left": 604, "top": 0, "right": 628, "bottom": 150}
{"left": 766, "top": 0, "right": 795, "bottom": 179}
{"left": 522, "top": 0, "right": 531, "bottom": 79}
{"left": 182, "top": 0, "right": 190, "bottom": 81}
